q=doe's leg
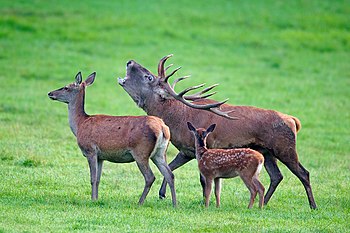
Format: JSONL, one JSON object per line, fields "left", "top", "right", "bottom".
{"left": 152, "top": 156, "right": 177, "bottom": 207}
{"left": 159, "top": 151, "right": 192, "bottom": 199}
{"left": 135, "top": 158, "right": 155, "bottom": 205}
{"left": 87, "top": 154, "right": 99, "bottom": 200}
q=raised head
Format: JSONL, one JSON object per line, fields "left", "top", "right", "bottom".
{"left": 48, "top": 72, "right": 96, "bottom": 104}
{"left": 187, "top": 122, "right": 216, "bottom": 148}
{"left": 118, "top": 55, "right": 236, "bottom": 119}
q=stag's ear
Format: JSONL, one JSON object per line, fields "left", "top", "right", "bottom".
{"left": 84, "top": 72, "right": 96, "bottom": 86}
{"left": 75, "top": 72, "right": 82, "bottom": 84}
{"left": 187, "top": 122, "right": 196, "bottom": 132}
{"left": 206, "top": 124, "right": 216, "bottom": 134}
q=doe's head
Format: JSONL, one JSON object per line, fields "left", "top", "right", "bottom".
{"left": 187, "top": 122, "right": 216, "bottom": 147}
{"left": 48, "top": 72, "right": 96, "bottom": 104}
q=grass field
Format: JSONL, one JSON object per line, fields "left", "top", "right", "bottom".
{"left": 0, "top": 0, "right": 349, "bottom": 232}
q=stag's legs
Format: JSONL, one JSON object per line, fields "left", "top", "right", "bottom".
{"left": 214, "top": 178, "right": 221, "bottom": 208}
{"left": 152, "top": 156, "right": 177, "bottom": 207}
{"left": 159, "top": 151, "right": 193, "bottom": 199}
{"left": 279, "top": 152, "right": 317, "bottom": 209}
{"left": 263, "top": 152, "right": 283, "bottom": 205}
{"left": 204, "top": 177, "right": 213, "bottom": 207}
{"left": 135, "top": 158, "right": 155, "bottom": 205}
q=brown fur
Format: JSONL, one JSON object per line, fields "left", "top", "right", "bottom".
{"left": 118, "top": 58, "right": 317, "bottom": 209}
{"left": 188, "top": 123, "right": 265, "bottom": 208}
{"left": 48, "top": 72, "right": 176, "bottom": 206}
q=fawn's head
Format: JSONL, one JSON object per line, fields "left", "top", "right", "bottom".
{"left": 48, "top": 72, "right": 96, "bottom": 104}
{"left": 187, "top": 122, "right": 216, "bottom": 148}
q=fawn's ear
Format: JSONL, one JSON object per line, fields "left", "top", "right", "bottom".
{"left": 187, "top": 122, "right": 196, "bottom": 132}
{"left": 206, "top": 124, "right": 216, "bottom": 134}
{"left": 84, "top": 72, "right": 96, "bottom": 86}
{"left": 75, "top": 72, "right": 82, "bottom": 85}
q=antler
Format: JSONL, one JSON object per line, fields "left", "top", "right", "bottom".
{"left": 157, "top": 54, "right": 238, "bottom": 120}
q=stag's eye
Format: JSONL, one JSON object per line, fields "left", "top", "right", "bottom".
{"left": 144, "top": 75, "right": 154, "bottom": 82}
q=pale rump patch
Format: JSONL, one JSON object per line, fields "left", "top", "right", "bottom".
{"left": 150, "top": 131, "right": 169, "bottom": 159}
{"left": 256, "top": 162, "right": 263, "bottom": 176}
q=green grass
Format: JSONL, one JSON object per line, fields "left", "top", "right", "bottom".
{"left": 0, "top": 0, "right": 349, "bottom": 232}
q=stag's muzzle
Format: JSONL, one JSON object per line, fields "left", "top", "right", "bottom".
{"left": 118, "top": 77, "right": 126, "bottom": 86}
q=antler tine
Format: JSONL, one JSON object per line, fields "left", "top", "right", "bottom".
{"left": 178, "top": 83, "right": 206, "bottom": 97}
{"left": 184, "top": 92, "right": 217, "bottom": 101}
{"left": 184, "top": 84, "right": 218, "bottom": 99}
{"left": 158, "top": 54, "right": 173, "bottom": 78}
{"left": 194, "top": 98, "right": 229, "bottom": 109}
{"left": 172, "top": 75, "right": 191, "bottom": 89}
{"left": 164, "top": 66, "right": 182, "bottom": 83}
{"left": 165, "top": 64, "right": 173, "bottom": 71}
{"left": 158, "top": 54, "right": 238, "bottom": 120}
{"left": 210, "top": 108, "right": 238, "bottom": 120}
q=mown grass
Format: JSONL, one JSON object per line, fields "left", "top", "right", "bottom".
{"left": 0, "top": 0, "right": 349, "bottom": 232}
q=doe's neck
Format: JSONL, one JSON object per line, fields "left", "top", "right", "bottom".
{"left": 67, "top": 88, "right": 88, "bottom": 136}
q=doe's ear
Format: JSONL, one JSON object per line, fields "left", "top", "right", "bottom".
{"left": 187, "top": 122, "right": 196, "bottom": 132}
{"left": 84, "top": 72, "right": 96, "bottom": 86}
{"left": 75, "top": 72, "right": 82, "bottom": 84}
{"left": 206, "top": 124, "right": 216, "bottom": 134}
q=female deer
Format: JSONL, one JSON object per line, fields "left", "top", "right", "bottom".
{"left": 187, "top": 122, "right": 264, "bottom": 208}
{"left": 48, "top": 72, "right": 176, "bottom": 206}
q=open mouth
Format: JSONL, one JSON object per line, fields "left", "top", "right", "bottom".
{"left": 118, "top": 77, "right": 126, "bottom": 86}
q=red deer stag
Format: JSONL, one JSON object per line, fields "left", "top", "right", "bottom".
{"left": 48, "top": 72, "right": 176, "bottom": 207}
{"left": 118, "top": 55, "right": 317, "bottom": 209}
{"left": 187, "top": 122, "right": 265, "bottom": 209}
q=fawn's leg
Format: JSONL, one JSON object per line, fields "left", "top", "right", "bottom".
{"left": 204, "top": 177, "right": 213, "bottom": 208}
{"left": 253, "top": 178, "right": 265, "bottom": 209}
{"left": 214, "top": 178, "right": 221, "bottom": 208}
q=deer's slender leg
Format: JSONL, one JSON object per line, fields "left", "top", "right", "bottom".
{"left": 134, "top": 157, "right": 155, "bottom": 205}
{"left": 240, "top": 174, "right": 257, "bottom": 209}
{"left": 253, "top": 178, "right": 265, "bottom": 209}
{"left": 87, "top": 154, "right": 98, "bottom": 200}
{"left": 214, "top": 178, "right": 221, "bottom": 208}
{"left": 279, "top": 153, "right": 317, "bottom": 209}
{"left": 263, "top": 153, "right": 283, "bottom": 205}
{"left": 204, "top": 177, "right": 213, "bottom": 207}
{"left": 159, "top": 151, "right": 193, "bottom": 199}
{"left": 152, "top": 156, "right": 177, "bottom": 207}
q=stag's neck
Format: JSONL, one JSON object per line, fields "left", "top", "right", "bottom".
{"left": 144, "top": 97, "right": 186, "bottom": 125}
{"left": 68, "top": 89, "right": 88, "bottom": 137}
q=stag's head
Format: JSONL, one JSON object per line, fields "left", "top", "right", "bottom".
{"left": 118, "top": 54, "right": 236, "bottom": 119}
{"left": 48, "top": 72, "right": 96, "bottom": 104}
